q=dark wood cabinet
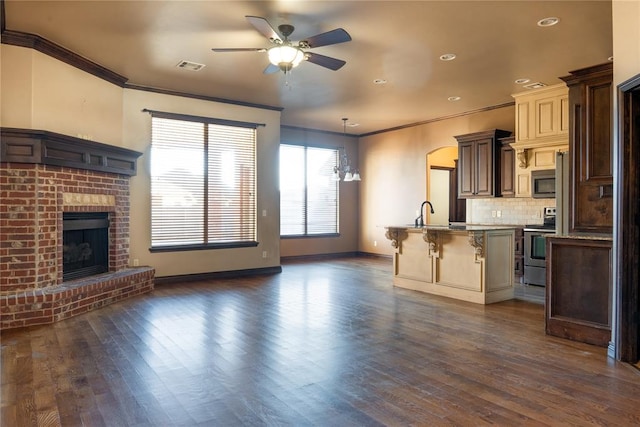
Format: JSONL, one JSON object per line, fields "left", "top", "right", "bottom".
{"left": 560, "top": 63, "right": 613, "bottom": 234}
{"left": 514, "top": 227, "right": 524, "bottom": 278}
{"left": 546, "top": 236, "right": 612, "bottom": 347}
{"left": 448, "top": 160, "right": 467, "bottom": 222}
{"left": 499, "top": 136, "right": 516, "bottom": 197}
{"left": 455, "top": 129, "right": 511, "bottom": 198}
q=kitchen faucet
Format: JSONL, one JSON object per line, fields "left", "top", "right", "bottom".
{"left": 415, "top": 200, "right": 435, "bottom": 227}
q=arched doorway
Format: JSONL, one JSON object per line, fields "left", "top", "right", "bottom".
{"left": 426, "top": 146, "right": 465, "bottom": 224}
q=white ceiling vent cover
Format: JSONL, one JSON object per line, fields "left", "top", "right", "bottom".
{"left": 523, "top": 82, "right": 547, "bottom": 90}
{"left": 176, "top": 60, "right": 206, "bottom": 71}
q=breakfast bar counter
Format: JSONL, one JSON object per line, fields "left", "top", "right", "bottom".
{"left": 384, "top": 225, "right": 515, "bottom": 304}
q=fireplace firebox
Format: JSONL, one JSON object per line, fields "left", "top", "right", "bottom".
{"left": 63, "top": 212, "right": 109, "bottom": 281}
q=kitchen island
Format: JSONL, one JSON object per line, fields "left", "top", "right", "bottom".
{"left": 384, "top": 225, "right": 515, "bottom": 304}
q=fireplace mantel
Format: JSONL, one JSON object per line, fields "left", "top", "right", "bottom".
{"left": 1, "top": 131, "right": 152, "bottom": 330}
{"left": 1, "top": 127, "right": 142, "bottom": 176}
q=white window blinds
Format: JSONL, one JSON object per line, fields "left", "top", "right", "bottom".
{"left": 150, "top": 115, "right": 257, "bottom": 249}
{"left": 280, "top": 144, "right": 339, "bottom": 236}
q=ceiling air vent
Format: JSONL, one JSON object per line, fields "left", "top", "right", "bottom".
{"left": 523, "top": 82, "right": 547, "bottom": 90}
{"left": 176, "top": 60, "right": 206, "bottom": 71}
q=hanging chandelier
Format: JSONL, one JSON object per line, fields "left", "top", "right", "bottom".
{"left": 333, "top": 118, "right": 361, "bottom": 182}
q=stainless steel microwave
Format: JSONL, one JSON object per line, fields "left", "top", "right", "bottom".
{"left": 531, "top": 169, "right": 556, "bottom": 198}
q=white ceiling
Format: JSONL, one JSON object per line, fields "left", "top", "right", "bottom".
{"left": 4, "top": 1, "right": 613, "bottom": 135}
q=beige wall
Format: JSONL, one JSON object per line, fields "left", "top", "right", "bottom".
{"left": 1, "top": 43, "right": 283, "bottom": 278}
{"left": 611, "top": 0, "right": 640, "bottom": 357}
{"left": 0, "top": 45, "right": 33, "bottom": 128}
{"left": 612, "top": 1, "right": 640, "bottom": 87}
{"left": 123, "top": 89, "right": 282, "bottom": 277}
{"left": 279, "top": 127, "right": 359, "bottom": 257}
{"left": 0, "top": 45, "right": 123, "bottom": 145}
{"left": 358, "top": 107, "right": 514, "bottom": 256}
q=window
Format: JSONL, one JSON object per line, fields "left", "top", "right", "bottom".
{"left": 150, "top": 112, "right": 257, "bottom": 250}
{"left": 280, "top": 144, "right": 339, "bottom": 236}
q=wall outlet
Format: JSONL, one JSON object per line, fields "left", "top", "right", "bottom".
{"left": 374, "top": 240, "right": 377, "bottom": 247}
{"left": 497, "top": 210, "right": 502, "bottom": 218}
{"left": 262, "top": 209, "right": 267, "bottom": 217}
{"left": 262, "top": 251, "right": 267, "bottom": 258}
{"left": 491, "top": 210, "right": 497, "bottom": 218}
{"left": 132, "top": 258, "right": 139, "bottom": 266}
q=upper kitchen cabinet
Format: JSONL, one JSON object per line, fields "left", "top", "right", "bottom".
{"left": 512, "top": 83, "right": 569, "bottom": 148}
{"left": 499, "top": 136, "right": 516, "bottom": 198}
{"left": 510, "top": 84, "right": 569, "bottom": 197}
{"left": 455, "top": 129, "right": 512, "bottom": 198}
{"left": 560, "top": 62, "right": 613, "bottom": 234}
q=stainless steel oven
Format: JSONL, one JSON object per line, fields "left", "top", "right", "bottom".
{"left": 523, "top": 207, "right": 556, "bottom": 286}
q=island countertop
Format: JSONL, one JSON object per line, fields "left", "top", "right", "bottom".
{"left": 384, "top": 224, "right": 516, "bottom": 304}
{"left": 385, "top": 224, "right": 519, "bottom": 232}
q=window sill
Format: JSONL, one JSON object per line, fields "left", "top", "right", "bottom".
{"left": 150, "top": 241, "right": 259, "bottom": 252}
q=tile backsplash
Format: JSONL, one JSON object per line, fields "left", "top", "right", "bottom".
{"left": 467, "top": 197, "right": 556, "bottom": 225}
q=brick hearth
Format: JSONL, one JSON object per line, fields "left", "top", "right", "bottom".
{"left": 1, "top": 129, "right": 153, "bottom": 329}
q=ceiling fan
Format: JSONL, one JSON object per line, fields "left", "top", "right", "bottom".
{"left": 212, "top": 16, "right": 352, "bottom": 74}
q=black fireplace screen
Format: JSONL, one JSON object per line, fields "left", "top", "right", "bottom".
{"left": 63, "top": 212, "right": 109, "bottom": 281}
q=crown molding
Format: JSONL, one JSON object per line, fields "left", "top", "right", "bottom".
{"left": 1, "top": 29, "right": 128, "bottom": 87}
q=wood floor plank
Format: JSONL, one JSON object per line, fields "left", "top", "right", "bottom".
{"left": 2, "top": 256, "right": 640, "bottom": 426}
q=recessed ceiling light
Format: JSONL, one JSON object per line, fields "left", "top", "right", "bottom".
{"left": 176, "top": 60, "right": 206, "bottom": 71}
{"left": 523, "top": 82, "right": 547, "bottom": 90}
{"left": 515, "top": 78, "right": 530, "bottom": 85}
{"left": 537, "top": 17, "right": 559, "bottom": 27}
{"left": 373, "top": 78, "right": 387, "bottom": 85}
{"left": 346, "top": 123, "right": 360, "bottom": 127}
{"left": 448, "top": 96, "right": 461, "bottom": 102}
{"left": 440, "top": 53, "right": 457, "bottom": 61}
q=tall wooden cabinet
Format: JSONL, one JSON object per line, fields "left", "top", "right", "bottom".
{"left": 455, "top": 129, "right": 511, "bottom": 198}
{"left": 560, "top": 63, "right": 613, "bottom": 234}
{"left": 546, "top": 63, "right": 614, "bottom": 348}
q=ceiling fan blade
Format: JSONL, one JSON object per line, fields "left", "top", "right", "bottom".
{"left": 246, "top": 15, "right": 282, "bottom": 43}
{"left": 212, "top": 48, "right": 266, "bottom": 52}
{"left": 305, "top": 52, "right": 346, "bottom": 71}
{"left": 301, "top": 28, "right": 351, "bottom": 48}
{"left": 263, "top": 63, "right": 280, "bottom": 74}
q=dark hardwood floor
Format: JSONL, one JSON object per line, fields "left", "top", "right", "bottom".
{"left": 2, "top": 256, "right": 639, "bottom": 426}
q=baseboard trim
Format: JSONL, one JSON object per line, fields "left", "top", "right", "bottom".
{"left": 281, "top": 251, "right": 392, "bottom": 263}
{"left": 155, "top": 265, "right": 282, "bottom": 285}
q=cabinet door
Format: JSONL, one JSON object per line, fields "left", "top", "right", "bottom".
{"left": 562, "top": 63, "right": 613, "bottom": 234}
{"left": 534, "top": 95, "right": 558, "bottom": 138}
{"left": 500, "top": 145, "right": 515, "bottom": 197}
{"left": 546, "top": 237, "right": 612, "bottom": 347}
{"left": 474, "top": 138, "right": 494, "bottom": 196}
{"left": 457, "top": 141, "right": 475, "bottom": 197}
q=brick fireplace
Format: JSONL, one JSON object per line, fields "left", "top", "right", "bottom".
{"left": 1, "top": 128, "right": 154, "bottom": 330}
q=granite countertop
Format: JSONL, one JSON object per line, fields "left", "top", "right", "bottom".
{"left": 547, "top": 234, "right": 613, "bottom": 241}
{"left": 385, "top": 224, "right": 518, "bottom": 232}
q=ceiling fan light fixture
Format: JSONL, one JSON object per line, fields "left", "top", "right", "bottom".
{"left": 268, "top": 45, "right": 305, "bottom": 71}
